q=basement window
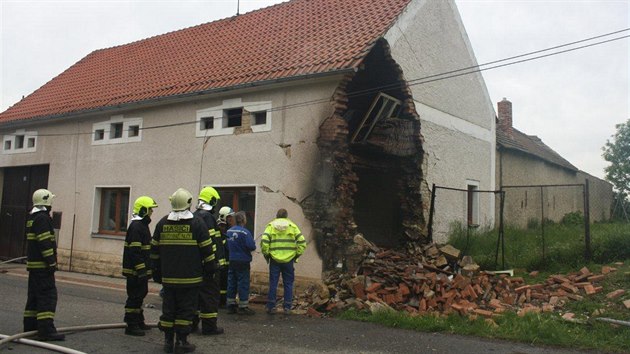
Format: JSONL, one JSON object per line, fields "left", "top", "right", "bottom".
{"left": 351, "top": 92, "right": 401, "bottom": 143}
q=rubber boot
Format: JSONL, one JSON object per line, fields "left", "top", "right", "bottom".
{"left": 163, "top": 331, "right": 175, "bottom": 353}
{"left": 201, "top": 319, "right": 224, "bottom": 335}
{"left": 125, "top": 324, "right": 145, "bottom": 336}
{"left": 174, "top": 333, "right": 196, "bottom": 353}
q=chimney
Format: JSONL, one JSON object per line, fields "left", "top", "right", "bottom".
{"left": 497, "top": 98, "right": 513, "bottom": 136}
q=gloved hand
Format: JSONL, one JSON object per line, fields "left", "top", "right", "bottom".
{"left": 152, "top": 270, "right": 162, "bottom": 284}
{"left": 203, "top": 261, "right": 218, "bottom": 278}
{"left": 263, "top": 254, "right": 270, "bottom": 264}
{"left": 294, "top": 256, "right": 300, "bottom": 264}
{"left": 137, "top": 267, "right": 148, "bottom": 279}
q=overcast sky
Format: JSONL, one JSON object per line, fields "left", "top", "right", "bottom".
{"left": 0, "top": 0, "right": 628, "bottom": 179}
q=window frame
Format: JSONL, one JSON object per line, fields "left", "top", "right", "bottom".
{"left": 92, "top": 115, "right": 142, "bottom": 145}
{"left": 214, "top": 185, "right": 257, "bottom": 234}
{"left": 196, "top": 98, "right": 272, "bottom": 137}
{"left": 2, "top": 129, "right": 38, "bottom": 154}
{"left": 93, "top": 186, "right": 131, "bottom": 237}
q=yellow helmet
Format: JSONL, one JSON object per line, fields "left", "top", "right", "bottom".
{"left": 198, "top": 186, "right": 220, "bottom": 206}
{"left": 170, "top": 188, "right": 193, "bottom": 211}
{"left": 133, "top": 196, "right": 157, "bottom": 217}
{"left": 33, "top": 189, "right": 55, "bottom": 207}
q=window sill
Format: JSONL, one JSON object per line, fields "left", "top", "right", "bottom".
{"left": 91, "top": 233, "right": 125, "bottom": 240}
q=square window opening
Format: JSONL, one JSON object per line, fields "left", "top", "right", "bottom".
{"left": 27, "top": 137, "right": 36, "bottom": 148}
{"left": 98, "top": 188, "right": 130, "bottom": 235}
{"left": 15, "top": 135, "right": 24, "bottom": 149}
{"left": 467, "top": 184, "right": 479, "bottom": 226}
{"left": 4, "top": 140, "right": 11, "bottom": 150}
{"left": 95, "top": 129, "right": 105, "bottom": 141}
{"left": 201, "top": 117, "right": 214, "bottom": 130}
{"left": 110, "top": 123, "right": 123, "bottom": 139}
{"left": 253, "top": 111, "right": 267, "bottom": 125}
{"left": 225, "top": 108, "right": 243, "bottom": 128}
{"left": 128, "top": 125, "right": 140, "bottom": 137}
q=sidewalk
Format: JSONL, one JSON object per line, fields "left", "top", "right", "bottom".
{"left": 0, "top": 263, "right": 162, "bottom": 295}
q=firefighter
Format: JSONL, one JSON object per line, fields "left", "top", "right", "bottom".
{"left": 151, "top": 188, "right": 216, "bottom": 353}
{"left": 23, "top": 189, "right": 65, "bottom": 341}
{"left": 192, "top": 186, "right": 225, "bottom": 335}
{"left": 216, "top": 206, "right": 235, "bottom": 307}
{"left": 261, "top": 208, "right": 306, "bottom": 315}
{"left": 122, "top": 196, "right": 157, "bottom": 336}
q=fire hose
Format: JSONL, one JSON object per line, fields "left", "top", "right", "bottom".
{"left": 0, "top": 322, "right": 157, "bottom": 352}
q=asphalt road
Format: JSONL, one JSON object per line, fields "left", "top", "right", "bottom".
{"left": 0, "top": 271, "right": 594, "bottom": 354}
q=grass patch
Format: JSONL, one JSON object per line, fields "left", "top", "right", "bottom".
{"left": 339, "top": 308, "right": 630, "bottom": 352}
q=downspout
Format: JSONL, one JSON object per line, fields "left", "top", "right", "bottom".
{"left": 68, "top": 121, "right": 80, "bottom": 271}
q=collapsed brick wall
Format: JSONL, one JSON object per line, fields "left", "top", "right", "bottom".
{"left": 303, "top": 39, "right": 426, "bottom": 271}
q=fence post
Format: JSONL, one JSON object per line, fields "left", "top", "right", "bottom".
{"left": 584, "top": 179, "right": 591, "bottom": 261}
{"left": 540, "top": 186, "right": 546, "bottom": 264}
{"left": 428, "top": 183, "right": 436, "bottom": 243}
{"left": 495, "top": 190, "right": 506, "bottom": 270}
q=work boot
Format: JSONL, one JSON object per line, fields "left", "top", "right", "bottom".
{"left": 201, "top": 323, "right": 224, "bottom": 335}
{"left": 139, "top": 322, "right": 152, "bottom": 330}
{"left": 238, "top": 307, "right": 255, "bottom": 316}
{"left": 227, "top": 304, "right": 237, "bottom": 314}
{"left": 265, "top": 306, "right": 276, "bottom": 315}
{"left": 37, "top": 331, "right": 65, "bottom": 341}
{"left": 174, "top": 334, "right": 196, "bottom": 353}
{"left": 125, "top": 325, "right": 145, "bottom": 336}
{"left": 190, "top": 319, "right": 199, "bottom": 333}
{"left": 164, "top": 332, "right": 175, "bottom": 353}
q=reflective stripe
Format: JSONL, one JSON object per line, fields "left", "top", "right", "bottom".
{"left": 220, "top": 290, "right": 227, "bottom": 295}
{"left": 269, "top": 247, "right": 298, "bottom": 251}
{"left": 122, "top": 268, "right": 134, "bottom": 275}
{"left": 198, "top": 239, "right": 212, "bottom": 248}
{"left": 203, "top": 255, "right": 215, "bottom": 263}
{"left": 41, "top": 248, "right": 54, "bottom": 257}
{"left": 212, "top": 244, "right": 217, "bottom": 252}
{"left": 199, "top": 312, "right": 217, "bottom": 319}
{"left": 24, "top": 310, "right": 37, "bottom": 317}
{"left": 37, "top": 311, "right": 55, "bottom": 320}
{"left": 141, "top": 245, "right": 151, "bottom": 250}
{"left": 268, "top": 237, "right": 297, "bottom": 243}
{"left": 219, "top": 259, "right": 228, "bottom": 266}
{"left": 27, "top": 261, "right": 47, "bottom": 269}
{"left": 159, "top": 240, "right": 198, "bottom": 246}
{"left": 26, "top": 220, "right": 33, "bottom": 227}
{"left": 37, "top": 232, "right": 54, "bottom": 241}
{"left": 125, "top": 308, "right": 142, "bottom": 313}
{"left": 160, "top": 320, "right": 174, "bottom": 328}
{"left": 135, "top": 263, "right": 146, "bottom": 270}
{"left": 27, "top": 233, "right": 37, "bottom": 240}
{"left": 175, "top": 319, "right": 192, "bottom": 326}
{"left": 162, "top": 277, "right": 203, "bottom": 285}
{"left": 151, "top": 240, "right": 160, "bottom": 246}
{"left": 150, "top": 254, "right": 160, "bottom": 259}
{"left": 125, "top": 242, "right": 142, "bottom": 247}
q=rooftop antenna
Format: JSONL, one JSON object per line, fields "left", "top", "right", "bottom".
{"left": 236, "top": 0, "right": 240, "bottom": 15}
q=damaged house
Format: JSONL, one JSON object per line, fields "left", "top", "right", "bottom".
{"left": 0, "top": 0, "right": 495, "bottom": 284}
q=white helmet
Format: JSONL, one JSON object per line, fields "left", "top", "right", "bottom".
{"left": 218, "top": 206, "right": 234, "bottom": 224}
{"left": 169, "top": 188, "right": 193, "bottom": 211}
{"left": 33, "top": 189, "right": 55, "bottom": 207}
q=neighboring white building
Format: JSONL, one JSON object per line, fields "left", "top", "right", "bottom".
{"left": 0, "top": 0, "right": 495, "bottom": 284}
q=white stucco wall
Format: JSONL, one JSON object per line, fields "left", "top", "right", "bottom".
{"left": 385, "top": 0, "right": 496, "bottom": 242}
{"left": 0, "top": 77, "right": 341, "bottom": 280}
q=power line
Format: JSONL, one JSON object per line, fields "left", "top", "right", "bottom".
{"left": 5, "top": 28, "right": 629, "bottom": 138}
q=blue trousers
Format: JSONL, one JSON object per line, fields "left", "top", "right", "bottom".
{"left": 267, "top": 259, "right": 294, "bottom": 311}
{"left": 226, "top": 262, "right": 251, "bottom": 307}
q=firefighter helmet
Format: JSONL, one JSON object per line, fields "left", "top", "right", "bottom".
{"left": 198, "top": 186, "right": 220, "bottom": 206}
{"left": 133, "top": 196, "right": 158, "bottom": 217}
{"left": 170, "top": 188, "right": 193, "bottom": 211}
{"left": 218, "top": 206, "right": 234, "bottom": 223}
{"left": 32, "top": 189, "right": 55, "bottom": 207}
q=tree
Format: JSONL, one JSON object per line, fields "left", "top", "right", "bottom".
{"left": 603, "top": 119, "right": 630, "bottom": 199}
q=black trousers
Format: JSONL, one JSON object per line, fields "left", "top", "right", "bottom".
{"left": 24, "top": 270, "right": 58, "bottom": 334}
{"left": 219, "top": 269, "right": 228, "bottom": 306}
{"left": 197, "top": 275, "right": 220, "bottom": 330}
{"left": 160, "top": 286, "right": 199, "bottom": 335}
{"left": 124, "top": 276, "right": 148, "bottom": 326}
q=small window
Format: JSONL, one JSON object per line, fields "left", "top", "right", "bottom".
{"left": 4, "top": 141, "right": 11, "bottom": 150}
{"left": 467, "top": 184, "right": 479, "bottom": 226}
{"left": 15, "top": 135, "right": 24, "bottom": 149}
{"left": 95, "top": 129, "right": 105, "bottom": 141}
{"left": 351, "top": 92, "right": 401, "bottom": 143}
{"left": 98, "top": 188, "right": 130, "bottom": 235}
{"left": 128, "top": 125, "right": 140, "bottom": 137}
{"left": 27, "top": 137, "right": 36, "bottom": 148}
{"left": 215, "top": 186, "right": 256, "bottom": 232}
{"left": 225, "top": 108, "right": 243, "bottom": 128}
{"left": 110, "top": 123, "right": 123, "bottom": 139}
{"left": 201, "top": 117, "right": 214, "bottom": 130}
{"left": 253, "top": 111, "right": 267, "bottom": 125}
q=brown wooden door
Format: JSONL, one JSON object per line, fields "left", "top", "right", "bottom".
{"left": 0, "top": 165, "right": 49, "bottom": 259}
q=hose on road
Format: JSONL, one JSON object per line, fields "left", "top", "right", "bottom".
{"left": 0, "top": 334, "right": 86, "bottom": 354}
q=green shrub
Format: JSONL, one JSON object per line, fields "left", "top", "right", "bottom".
{"left": 561, "top": 211, "right": 584, "bottom": 225}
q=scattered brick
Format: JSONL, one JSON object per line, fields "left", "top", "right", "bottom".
{"left": 606, "top": 289, "right": 625, "bottom": 299}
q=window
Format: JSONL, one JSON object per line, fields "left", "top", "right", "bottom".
{"left": 215, "top": 187, "right": 256, "bottom": 232}
{"left": 98, "top": 188, "right": 130, "bottom": 235}
{"left": 128, "top": 125, "right": 140, "bottom": 137}
{"left": 15, "top": 135, "right": 24, "bottom": 149}
{"left": 2, "top": 129, "right": 37, "bottom": 154}
{"left": 351, "top": 92, "right": 402, "bottom": 143}
{"left": 110, "top": 123, "right": 123, "bottom": 139}
{"left": 200, "top": 117, "right": 214, "bottom": 130}
{"left": 467, "top": 182, "right": 479, "bottom": 226}
{"left": 92, "top": 115, "right": 142, "bottom": 145}
{"left": 253, "top": 111, "right": 267, "bottom": 125}
{"left": 225, "top": 108, "right": 243, "bottom": 128}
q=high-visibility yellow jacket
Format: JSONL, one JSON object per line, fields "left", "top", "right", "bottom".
{"left": 261, "top": 218, "right": 306, "bottom": 263}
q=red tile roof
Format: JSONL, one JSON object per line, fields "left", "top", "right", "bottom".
{"left": 497, "top": 126, "right": 578, "bottom": 172}
{"left": 0, "top": 0, "right": 412, "bottom": 123}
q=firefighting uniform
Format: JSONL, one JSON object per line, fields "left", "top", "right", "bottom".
{"left": 193, "top": 208, "right": 226, "bottom": 332}
{"left": 217, "top": 222, "right": 230, "bottom": 306}
{"left": 23, "top": 208, "right": 60, "bottom": 335}
{"left": 151, "top": 214, "right": 215, "bottom": 337}
{"left": 122, "top": 216, "right": 152, "bottom": 327}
